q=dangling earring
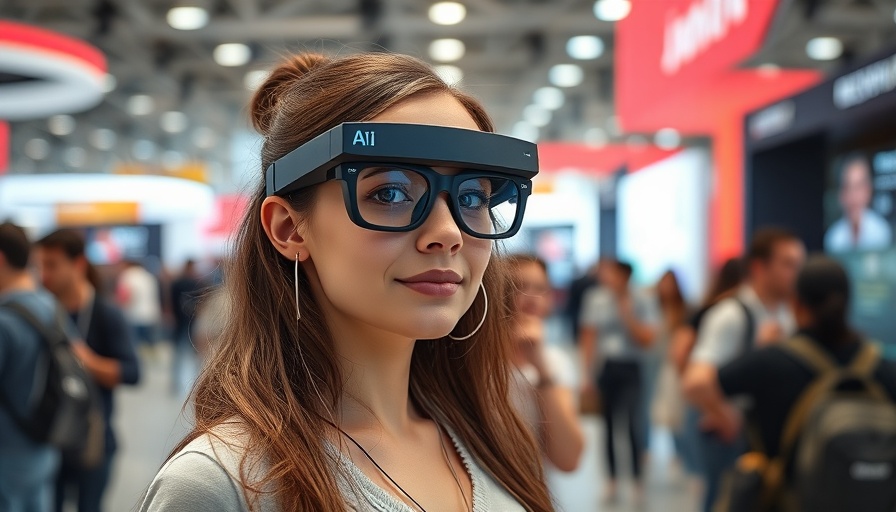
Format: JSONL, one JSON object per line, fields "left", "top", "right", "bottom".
{"left": 293, "top": 253, "right": 302, "bottom": 320}
{"left": 449, "top": 283, "right": 488, "bottom": 341}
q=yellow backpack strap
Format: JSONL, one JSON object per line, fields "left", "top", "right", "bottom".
{"left": 783, "top": 336, "right": 837, "bottom": 374}
{"left": 847, "top": 342, "right": 889, "bottom": 402}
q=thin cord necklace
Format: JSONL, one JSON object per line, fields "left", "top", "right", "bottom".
{"left": 336, "top": 424, "right": 473, "bottom": 512}
{"left": 337, "top": 426, "right": 428, "bottom": 512}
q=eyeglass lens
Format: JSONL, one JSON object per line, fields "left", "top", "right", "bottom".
{"left": 355, "top": 166, "right": 520, "bottom": 236}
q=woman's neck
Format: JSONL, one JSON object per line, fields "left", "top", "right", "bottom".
{"left": 331, "top": 320, "right": 421, "bottom": 435}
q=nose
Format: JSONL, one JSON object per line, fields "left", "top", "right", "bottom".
{"left": 416, "top": 193, "right": 463, "bottom": 255}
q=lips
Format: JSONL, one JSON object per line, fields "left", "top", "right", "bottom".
{"left": 397, "top": 269, "right": 463, "bottom": 297}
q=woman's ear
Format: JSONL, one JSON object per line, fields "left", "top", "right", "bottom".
{"left": 260, "top": 196, "right": 311, "bottom": 262}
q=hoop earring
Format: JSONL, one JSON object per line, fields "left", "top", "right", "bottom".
{"left": 293, "top": 253, "right": 302, "bottom": 320}
{"left": 449, "top": 283, "right": 488, "bottom": 341}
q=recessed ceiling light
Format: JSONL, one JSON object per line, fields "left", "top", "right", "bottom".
{"left": 533, "top": 86, "right": 565, "bottom": 110}
{"left": 48, "top": 115, "right": 76, "bottom": 136}
{"left": 193, "top": 127, "right": 218, "bottom": 149}
{"left": 133, "top": 139, "right": 157, "bottom": 161}
{"left": 429, "top": 38, "right": 465, "bottom": 62}
{"left": 161, "top": 111, "right": 189, "bottom": 134}
{"left": 428, "top": 2, "right": 466, "bottom": 26}
{"left": 24, "top": 138, "right": 50, "bottom": 160}
{"left": 523, "top": 105, "right": 552, "bottom": 127}
{"left": 654, "top": 128, "right": 681, "bottom": 149}
{"left": 64, "top": 147, "right": 87, "bottom": 168}
{"left": 567, "top": 36, "right": 605, "bottom": 60}
{"left": 549, "top": 64, "right": 584, "bottom": 88}
{"left": 89, "top": 129, "right": 117, "bottom": 151}
{"left": 167, "top": 6, "right": 209, "bottom": 31}
{"left": 127, "top": 94, "right": 155, "bottom": 116}
{"left": 806, "top": 37, "right": 843, "bottom": 61}
{"left": 434, "top": 65, "right": 464, "bottom": 85}
{"left": 594, "top": 0, "right": 631, "bottom": 22}
{"left": 584, "top": 127, "right": 608, "bottom": 148}
{"left": 214, "top": 43, "right": 252, "bottom": 67}
{"left": 512, "top": 122, "right": 539, "bottom": 143}
{"left": 244, "top": 69, "right": 269, "bottom": 90}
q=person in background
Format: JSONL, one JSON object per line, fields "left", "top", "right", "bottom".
{"left": 506, "top": 254, "right": 584, "bottom": 472}
{"left": 35, "top": 229, "right": 141, "bottom": 512}
{"left": 116, "top": 260, "right": 162, "bottom": 358}
{"left": 683, "top": 228, "right": 805, "bottom": 512}
{"left": 690, "top": 255, "right": 896, "bottom": 501}
{"left": 0, "top": 223, "right": 61, "bottom": 512}
{"left": 580, "top": 260, "right": 658, "bottom": 505}
{"left": 168, "top": 259, "right": 206, "bottom": 394}
{"left": 824, "top": 152, "right": 892, "bottom": 253}
{"left": 565, "top": 260, "right": 601, "bottom": 345}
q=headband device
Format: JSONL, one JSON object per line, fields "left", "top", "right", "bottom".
{"left": 265, "top": 122, "right": 539, "bottom": 197}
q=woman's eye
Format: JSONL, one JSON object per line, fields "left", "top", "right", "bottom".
{"left": 370, "top": 186, "right": 412, "bottom": 204}
{"left": 458, "top": 191, "right": 488, "bottom": 209}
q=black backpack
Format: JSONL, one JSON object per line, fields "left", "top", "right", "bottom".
{"left": 0, "top": 302, "right": 105, "bottom": 467}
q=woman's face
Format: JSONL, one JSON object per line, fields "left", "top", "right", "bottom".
{"left": 513, "top": 261, "right": 552, "bottom": 319}
{"left": 300, "top": 93, "right": 493, "bottom": 340}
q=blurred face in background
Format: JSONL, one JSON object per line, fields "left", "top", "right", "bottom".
{"left": 35, "top": 247, "right": 81, "bottom": 297}
{"left": 512, "top": 261, "right": 552, "bottom": 319}
{"left": 755, "top": 240, "right": 805, "bottom": 301}
{"left": 840, "top": 159, "right": 873, "bottom": 225}
{"left": 657, "top": 272, "right": 680, "bottom": 305}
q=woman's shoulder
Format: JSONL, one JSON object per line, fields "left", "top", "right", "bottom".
{"left": 139, "top": 423, "right": 271, "bottom": 512}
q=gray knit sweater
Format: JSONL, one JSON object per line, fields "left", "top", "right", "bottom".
{"left": 139, "top": 424, "right": 524, "bottom": 511}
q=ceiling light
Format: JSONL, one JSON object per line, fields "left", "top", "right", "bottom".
{"left": 193, "top": 127, "right": 218, "bottom": 149}
{"left": 806, "top": 37, "right": 843, "bottom": 61}
{"left": 24, "top": 138, "right": 50, "bottom": 160}
{"left": 434, "top": 65, "right": 464, "bottom": 85}
{"left": 533, "top": 86, "right": 565, "bottom": 110}
{"left": 512, "top": 122, "right": 539, "bottom": 143}
{"left": 654, "top": 128, "right": 681, "bottom": 149}
{"left": 162, "top": 150, "right": 185, "bottom": 169}
{"left": 102, "top": 74, "right": 117, "bottom": 93}
{"left": 756, "top": 63, "right": 781, "bottom": 78}
{"left": 214, "top": 43, "right": 252, "bottom": 67}
{"left": 584, "top": 127, "right": 608, "bottom": 148}
{"left": 429, "top": 38, "right": 465, "bottom": 63}
{"left": 127, "top": 94, "right": 155, "bottom": 116}
{"left": 89, "top": 129, "right": 117, "bottom": 151}
{"left": 428, "top": 2, "right": 466, "bottom": 25}
{"left": 549, "top": 64, "right": 584, "bottom": 88}
{"left": 567, "top": 36, "right": 605, "bottom": 60}
{"left": 133, "top": 139, "right": 157, "bottom": 161}
{"left": 167, "top": 6, "right": 209, "bottom": 30}
{"left": 523, "top": 105, "right": 552, "bottom": 127}
{"left": 594, "top": 0, "right": 631, "bottom": 22}
{"left": 64, "top": 147, "right": 87, "bottom": 168}
{"left": 48, "top": 115, "right": 76, "bottom": 136}
{"left": 244, "top": 69, "right": 269, "bottom": 90}
{"left": 161, "top": 111, "right": 189, "bottom": 134}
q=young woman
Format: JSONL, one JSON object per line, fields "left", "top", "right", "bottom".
{"left": 505, "top": 255, "right": 584, "bottom": 472}
{"left": 139, "top": 52, "right": 554, "bottom": 511}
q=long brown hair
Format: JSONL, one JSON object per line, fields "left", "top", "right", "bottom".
{"left": 170, "top": 52, "right": 554, "bottom": 511}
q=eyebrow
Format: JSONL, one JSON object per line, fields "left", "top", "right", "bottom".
{"left": 358, "top": 167, "right": 414, "bottom": 181}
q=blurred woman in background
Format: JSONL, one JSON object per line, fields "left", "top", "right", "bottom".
{"left": 506, "top": 254, "right": 584, "bottom": 472}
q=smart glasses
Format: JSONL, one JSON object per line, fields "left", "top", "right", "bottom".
{"left": 265, "top": 122, "right": 538, "bottom": 239}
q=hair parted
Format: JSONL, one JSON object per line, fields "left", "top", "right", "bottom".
{"left": 169, "top": 51, "right": 554, "bottom": 511}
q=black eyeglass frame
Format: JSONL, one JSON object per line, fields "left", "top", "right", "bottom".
{"left": 333, "top": 162, "right": 532, "bottom": 239}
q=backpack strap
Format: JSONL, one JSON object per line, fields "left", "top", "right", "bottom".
{"left": 733, "top": 298, "right": 755, "bottom": 353}
{"left": 782, "top": 335, "right": 837, "bottom": 374}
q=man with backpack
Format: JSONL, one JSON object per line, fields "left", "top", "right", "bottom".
{"left": 692, "top": 255, "right": 896, "bottom": 512}
{"left": 0, "top": 223, "right": 67, "bottom": 511}
{"left": 35, "top": 230, "right": 140, "bottom": 512}
{"left": 684, "top": 227, "right": 805, "bottom": 512}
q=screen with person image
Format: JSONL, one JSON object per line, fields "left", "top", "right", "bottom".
{"left": 824, "top": 149, "right": 895, "bottom": 254}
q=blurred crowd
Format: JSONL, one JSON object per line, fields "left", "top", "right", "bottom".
{"left": 2, "top": 222, "right": 895, "bottom": 512}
